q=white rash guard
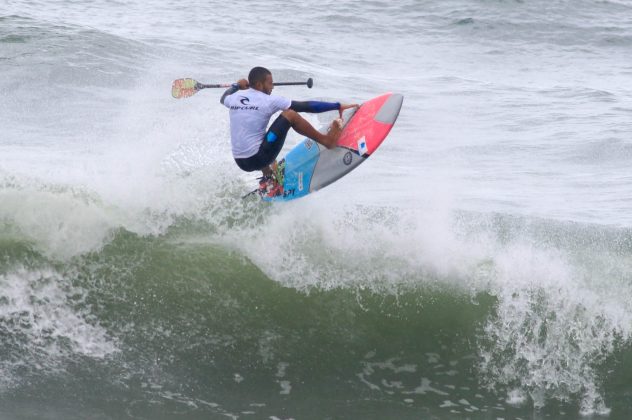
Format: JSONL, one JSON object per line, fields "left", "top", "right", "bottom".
{"left": 223, "top": 88, "right": 291, "bottom": 159}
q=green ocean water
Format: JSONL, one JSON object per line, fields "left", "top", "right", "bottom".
{"left": 1, "top": 214, "right": 631, "bottom": 419}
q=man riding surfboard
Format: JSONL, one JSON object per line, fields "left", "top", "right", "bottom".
{"left": 221, "top": 67, "right": 358, "bottom": 179}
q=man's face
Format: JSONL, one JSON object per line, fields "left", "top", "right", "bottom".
{"left": 262, "top": 74, "right": 274, "bottom": 95}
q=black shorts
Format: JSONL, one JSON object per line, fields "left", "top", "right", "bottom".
{"left": 234, "top": 115, "right": 292, "bottom": 172}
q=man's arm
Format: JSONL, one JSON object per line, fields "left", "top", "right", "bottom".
{"left": 290, "top": 101, "right": 360, "bottom": 117}
{"left": 220, "top": 79, "right": 249, "bottom": 105}
{"left": 220, "top": 85, "right": 238, "bottom": 105}
{"left": 289, "top": 101, "right": 340, "bottom": 113}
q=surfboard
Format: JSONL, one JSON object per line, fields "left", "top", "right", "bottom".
{"left": 254, "top": 92, "right": 403, "bottom": 201}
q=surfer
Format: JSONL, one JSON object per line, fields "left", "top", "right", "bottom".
{"left": 220, "top": 66, "right": 358, "bottom": 177}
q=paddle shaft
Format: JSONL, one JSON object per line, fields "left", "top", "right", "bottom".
{"left": 198, "top": 78, "right": 313, "bottom": 90}
{"left": 172, "top": 78, "right": 313, "bottom": 99}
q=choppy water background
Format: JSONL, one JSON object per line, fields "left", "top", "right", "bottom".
{"left": 1, "top": 0, "right": 632, "bottom": 418}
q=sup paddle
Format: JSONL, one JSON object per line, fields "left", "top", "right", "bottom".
{"left": 171, "top": 77, "right": 314, "bottom": 99}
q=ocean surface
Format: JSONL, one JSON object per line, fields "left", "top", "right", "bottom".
{"left": 1, "top": 0, "right": 632, "bottom": 418}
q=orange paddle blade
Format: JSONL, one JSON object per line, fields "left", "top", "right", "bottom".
{"left": 171, "top": 78, "right": 199, "bottom": 99}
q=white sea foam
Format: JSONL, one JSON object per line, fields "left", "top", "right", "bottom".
{"left": 478, "top": 239, "right": 631, "bottom": 413}
{"left": 228, "top": 199, "right": 631, "bottom": 413}
{"left": 0, "top": 65, "right": 242, "bottom": 258}
{"left": 0, "top": 267, "right": 117, "bottom": 388}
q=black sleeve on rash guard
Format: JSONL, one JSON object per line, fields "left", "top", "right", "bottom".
{"left": 220, "top": 84, "right": 239, "bottom": 105}
{"left": 289, "top": 100, "right": 340, "bottom": 113}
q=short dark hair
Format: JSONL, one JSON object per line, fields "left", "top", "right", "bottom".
{"left": 248, "top": 66, "right": 271, "bottom": 87}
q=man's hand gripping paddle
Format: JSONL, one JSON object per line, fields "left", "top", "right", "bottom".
{"left": 171, "top": 77, "right": 314, "bottom": 99}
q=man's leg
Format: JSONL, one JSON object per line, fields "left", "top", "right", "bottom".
{"left": 281, "top": 109, "right": 342, "bottom": 149}
{"left": 259, "top": 115, "right": 292, "bottom": 179}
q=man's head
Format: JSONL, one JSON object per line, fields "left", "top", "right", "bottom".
{"left": 248, "top": 66, "right": 273, "bottom": 94}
